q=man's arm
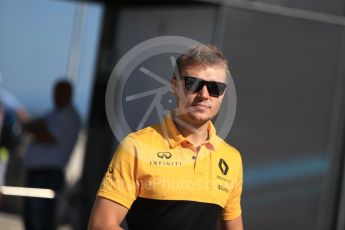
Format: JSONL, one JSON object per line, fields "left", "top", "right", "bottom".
{"left": 15, "top": 108, "right": 30, "bottom": 124}
{"left": 22, "top": 119, "right": 56, "bottom": 143}
{"left": 88, "top": 196, "right": 128, "bottom": 230}
{"left": 219, "top": 215, "right": 244, "bottom": 230}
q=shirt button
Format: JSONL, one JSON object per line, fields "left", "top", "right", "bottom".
{"left": 192, "top": 156, "right": 196, "bottom": 160}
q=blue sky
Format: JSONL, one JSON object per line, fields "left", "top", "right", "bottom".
{"left": 0, "top": 0, "right": 103, "bottom": 124}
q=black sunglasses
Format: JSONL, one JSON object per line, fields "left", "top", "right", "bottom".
{"left": 178, "top": 76, "right": 227, "bottom": 97}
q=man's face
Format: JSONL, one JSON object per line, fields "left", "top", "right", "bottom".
{"left": 53, "top": 84, "right": 71, "bottom": 108}
{"left": 171, "top": 64, "right": 228, "bottom": 127}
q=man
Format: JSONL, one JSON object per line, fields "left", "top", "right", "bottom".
{"left": 0, "top": 87, "right": 30, "bottom": 125}
{"left": 0, "top": 87, "right": 29, "bottom": 203}
{"left": 0, "top": 87, "right": 30, "bottom": 155}
{"left": 89, "top": 45, "right": 243, "bottom": 230}
{"left": 23, "top": 80, "right": 81, "bottom": 230}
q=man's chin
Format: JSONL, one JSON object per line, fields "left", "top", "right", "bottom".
{"left": 174, "top": 110, "right": 212, "bottom": 126}
{"left": 188, "top": 113, "right": 212, "bottom": 124}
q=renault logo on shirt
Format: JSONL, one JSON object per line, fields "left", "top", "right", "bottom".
{"left": 157, "top": 152, "right": 172, "bottom": 159}
{"left": 218, "top": 158, "right": 229, "bottom": 175}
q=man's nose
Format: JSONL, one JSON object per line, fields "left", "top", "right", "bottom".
{"left": 198, "top": 85, "right": 209, "bottom": 99}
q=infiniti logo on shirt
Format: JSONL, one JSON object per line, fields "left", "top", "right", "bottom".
{"left": 157, "top": 152, "right": 172, "bottom": 159}
{"left": 151, "top": 152, "right": 181, "bottom": 166}
{"left": 218, "top": 158, "right": 229, "bottom": 175}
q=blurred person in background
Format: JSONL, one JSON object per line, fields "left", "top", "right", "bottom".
{"left": 22, "top": 79, "right": 81, "bottom": 230}
{"left": 88, "top": 45, "right": 243, "bottom": 230}
{"left": 0, "top": 87, "right": 30, "bottom": 153}
{"left": 0, "top": 87, "right": 30, "bottom": 124}
{"left": 0, "top": 87, "right": 30, "bottom": 200}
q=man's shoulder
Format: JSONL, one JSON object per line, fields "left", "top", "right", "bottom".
{"left": 127, "top": 122, "right": 162, "bottom": 140}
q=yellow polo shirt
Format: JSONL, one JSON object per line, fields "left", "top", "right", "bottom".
{"left": 98, "top": 113, "right": 243, "bottom": 229}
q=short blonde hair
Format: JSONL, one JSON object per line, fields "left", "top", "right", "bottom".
{"left": 174, "top": 44, "right": 229, "bottom": 78}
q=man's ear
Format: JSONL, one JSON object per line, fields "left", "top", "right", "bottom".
{"left": 171, "top": 77, "right": 177, "bottom": 95}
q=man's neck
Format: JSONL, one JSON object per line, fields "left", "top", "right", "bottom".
{"left": 55, "top": 102, "right": 71, "bottom": 110}
{"left": 173, "top": 113, "right": 209, "bottom": 148}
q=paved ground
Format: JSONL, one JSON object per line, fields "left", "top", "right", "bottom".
{"left": 0, "top": 212, "right": 23, "bottom": 230}
{"left": 0, "top": 212, "right": 72, "bottom": 230}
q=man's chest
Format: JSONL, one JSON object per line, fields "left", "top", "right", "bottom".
{"left": 136, "top": 145, "right": 239, "bottom": 208}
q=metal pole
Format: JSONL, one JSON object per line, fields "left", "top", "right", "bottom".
{"left": 66, "top": 2, "right": 86, "bottom": 83}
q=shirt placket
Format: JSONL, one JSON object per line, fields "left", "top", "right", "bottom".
{"left": 195, "top": 145, "right": 213, "bottom": 192}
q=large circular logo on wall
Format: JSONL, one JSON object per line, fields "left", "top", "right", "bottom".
{"left": 105, "top": 36, "right": 237, "bottom": 147}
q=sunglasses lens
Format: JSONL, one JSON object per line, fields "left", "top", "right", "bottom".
{"left": 206, "top": 83, "right": 220, "bottom": 96}
{"left": 207, "top": 82, "right": 227, "bottom": 97}
{"left": 181, "top": 76, "right": 226, "bottom": 97}
{"left": 184, "top": 77, "right": 203, "bottom": 92}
